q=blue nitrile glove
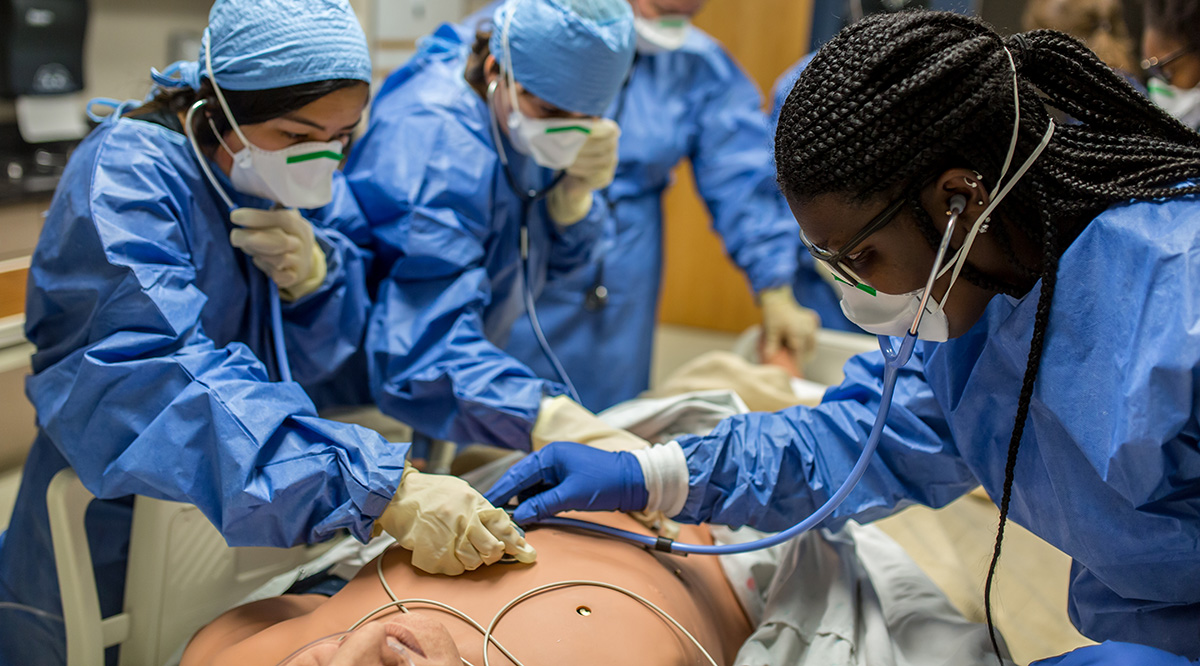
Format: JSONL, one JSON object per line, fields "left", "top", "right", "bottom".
{"left": 1032, "top": 642, "right": 1197, "bottom": 666}
{"left": 485, "top": 442, "right": 649, "bottom": 524}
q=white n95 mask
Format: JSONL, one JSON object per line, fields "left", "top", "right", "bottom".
{"left": 506, "top": 113, "right": 594, "bottom": 170}
{"left": 503, "top": 74, "right": 594, "bottom": 170}
{"left": 212, "top": 129, "right": 344, "bottom": 209}
{"left": 634, "top": 15, "right": 691, "bottom": 53}
{"left": 203, "top": 35, "right": 343, "bottom": 209}
{"left": 498, "top": 6, "right": 594, "bottom": 170}
{"left": 1148, "top": 77, "right": 1200, "bottom": 130}
{"left": 837, "top": 279, "right": 951, "bottom": 341}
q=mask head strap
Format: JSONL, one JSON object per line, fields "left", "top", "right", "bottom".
{"left": 935, "top": 45, "right": 1056, "bottom": 309}
{"left": 203, "top": 29, "right": 253, "bottom": 154}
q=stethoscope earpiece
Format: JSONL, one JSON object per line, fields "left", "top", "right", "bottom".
{"left": 948, "top": 194, "right": 968, "bottom": 216}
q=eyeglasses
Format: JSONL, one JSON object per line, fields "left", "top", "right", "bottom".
{"left": 799, "top": 194, "right": 910, "bottom": 295}
{"left": 1142, "top": 46, "right": 1196, "bottom": 86}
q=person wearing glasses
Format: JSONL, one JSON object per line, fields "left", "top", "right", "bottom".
{"left": 0, "top": 2, "right": 539, "bottom": 664}
{"left": 488, "top": 10, "right": 1200, "bottom": 665}
{"left": 1143, "top": 0, "right": 1200, "bottom": 128}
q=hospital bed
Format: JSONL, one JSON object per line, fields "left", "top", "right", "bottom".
{"left": 37, "top": 329, "right": 877, "bottom": 666}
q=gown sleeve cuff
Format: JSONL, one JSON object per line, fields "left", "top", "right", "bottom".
{"left": 631, "top": 441, "right": 689, "bottom": 518}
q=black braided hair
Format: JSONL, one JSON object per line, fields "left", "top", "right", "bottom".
{"left": 774, "top": 10, "right": 1200, "bottom": 662}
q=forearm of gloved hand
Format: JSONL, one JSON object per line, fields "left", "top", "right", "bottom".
{"left": 531, "top": 395, "right": 650, "bottom": 452}
{"left": 759, "top": 285, "right": 820, "bottom": 366}
{"left": 547, "top": 119, "right": 620, "bottom": 225}
{"left": 373, "top": 464, "right": 537, "bottom": 575}
{"left": 229, "top": 207, "right": 328, "bottom": 301}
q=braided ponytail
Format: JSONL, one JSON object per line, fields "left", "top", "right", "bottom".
{"left": 774, "top": 10, "right": 1200, "bottom": 662}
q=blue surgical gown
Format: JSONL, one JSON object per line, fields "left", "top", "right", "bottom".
{"left": 672, "top": 193, "right": 1200, "bottom": 658}
{"left": 341, "top": 24, "right": 601, "bottom": 448}
{"left": 504, "top": 29, "right": 829, "bottom": 412}
{"left": 0, "top": 112, "right": 405, "bottom": 666}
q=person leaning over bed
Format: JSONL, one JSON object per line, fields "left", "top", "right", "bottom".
{"left": 0, "top": 2, "right": 533, "bottom": 665}
{"left": 488, "top": 10, "right": 1200, "bottom": 666}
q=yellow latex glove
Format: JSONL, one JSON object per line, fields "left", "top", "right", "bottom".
{"left": 374, "top": 465, "right": 537, "bottom": 575}
{"left": 229, "top": 207, "right": 327, "bottom": 301}
{"left": 531, "top": 395, "right": 650, "bottom": 452}
{"left": 546, "top": 119, "right": 620, "bottom": 225}
{"left": 759, "top": 285, "right": 820, "bottom": 367}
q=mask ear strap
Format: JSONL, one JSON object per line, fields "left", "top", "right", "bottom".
{"left": 940, "top": 119, "right": 1056, "bottom": 306}
{"left": 932, "top": 45, "right": 1051, "bottom": 307}
{"left": 996, "top": 46, "right": 1021, "bottom": 186}
{"left": 503, "top": 1, "right": 521, "bottom": 119}
{"left": 206, "top": 115, "right": 239, "bottom": 160}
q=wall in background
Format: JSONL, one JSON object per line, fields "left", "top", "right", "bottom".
{"left": 81, "top": 0, "right": 210, "bottom": 103}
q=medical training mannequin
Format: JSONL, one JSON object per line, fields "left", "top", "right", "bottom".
{"left": 1143, "top": 0, "right": 1200, "bottom": 129}
{"left": 489, "top": 11, "right": 1200, "bottom": 665}
{"left": 341, "top": 0, "right": 646, "bottom": 453}
{"left": 499, "top": 0, "right": 824, "bottom": 411}
{"left": 180, "top": 513, "right": 752, "bottom": 666}
{"left": 0, "top": 3, "right": 533, "bottom": 664}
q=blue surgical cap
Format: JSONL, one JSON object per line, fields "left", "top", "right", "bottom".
{"left": 151, "top": 0, "right": 371, "bottom": 92}
{"left": 490, "top": 0, "right": 636, "bottom": 117}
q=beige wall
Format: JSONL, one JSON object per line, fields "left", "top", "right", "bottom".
{"left": 82, "top": 2, "right": 210, "bottom": 103}
{"left": 71, "top": 0, "right": 485, "bottom": 106}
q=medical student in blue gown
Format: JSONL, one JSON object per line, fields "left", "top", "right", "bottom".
{"left": 489, "top": 11, "right": 1200, "bottom": 665}
{"left": 503, "top": 0, "right": 829, "bottom": 411}
{"left": 0, "top": 2, "right": 534, "bottom": 664}
{"left": 343, "top": 0, "right": 643, "bottom": 451}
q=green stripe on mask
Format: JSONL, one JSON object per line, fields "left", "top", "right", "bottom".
{"left": 833, "top": 274, "right": 878, "bottom": 296}
{"left": 544, "top": 126, "right": 592, "bottom": 135}
{"left": 286, "top": 151, "right": 344, "bottom": 164}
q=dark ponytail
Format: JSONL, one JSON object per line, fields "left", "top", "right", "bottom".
{"left": 774, "top": 10, "right": 1200, "bottom": 662}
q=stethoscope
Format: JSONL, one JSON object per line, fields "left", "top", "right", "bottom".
{"left": 184, "top": 98, "right": 294, "bottom": 384}
{"left": 486, "top": 80, "right": 582, "bottom": 403}
{"left": 582, "top": 56, "right": 639, "bottom": 312}
{"left": 527, "top": 194, "right": 969, "bottom": 556}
